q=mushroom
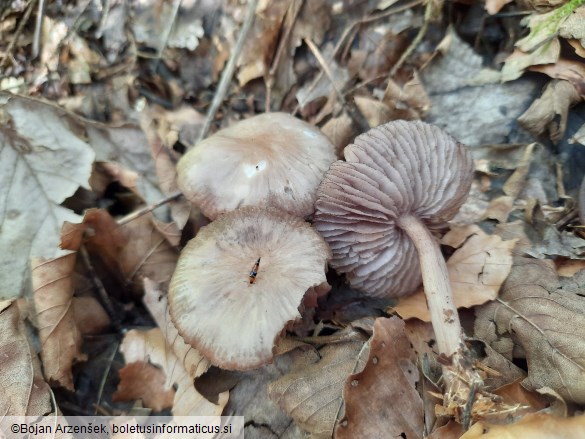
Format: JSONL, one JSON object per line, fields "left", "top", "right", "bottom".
{"left": 177, "top": 112, "right": 336, "bottom": 220}
{"left": 313, "top": 120, "right": 473, "bottom": 359}
{"left": 168, "top": 206, "right": 331, "bottom": 370}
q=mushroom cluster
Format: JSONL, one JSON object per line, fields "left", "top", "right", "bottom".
{"left": 169, "top": 207, "right": 330, "bottom": 370}
{"left": 313, "top": 120, "right": 473, "bottom": 358}
{"left": 177, "top": 112, "right": 336, "bottom": 219}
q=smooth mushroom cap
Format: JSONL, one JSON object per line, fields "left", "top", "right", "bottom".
{"left": 177, "top": 112, "right": 336, "bottom": 220}
{"left": 169, "top": 207, "right": 331, "bottom": 370}
{"left": 314, "top": 120, "right": 473, "bottom": 298}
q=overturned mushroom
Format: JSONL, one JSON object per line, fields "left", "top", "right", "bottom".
{"left": 169, "top": 207, "right": 331, "bottom": 370}
{"left": 177, "top": 112, "right": 336, "bottom": 219}
{"left": 313, "top": 120, "right": 472, "bottom": 359}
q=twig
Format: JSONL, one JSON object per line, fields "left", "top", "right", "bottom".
{"left": 32, "top": 0, "right": 45, "bottom": 58}
{"left": 157, "top": 0, "right": 182, "bottom": 59}
{"left": 79, "top": 246, "right": 120, "bottom": 327}
{"left": 265, "top": 0, "right": 303, "bottom": 111}
{"left": 196, "top": 0, "right": 259, "bottom": 144}
{"left": 117, "top": 191, "right": 183, "bottom": 226}
{"left": 389, "top": 0, "right": 436, "bottom": 77}
{"left": 95, "top": 0, "right": 112, "bottom": 38}
{"left": 1, "top": 0, "right": 36, "bottom": 67}
{"left": 94, "top": 338, "right": 120, "bottom": 414}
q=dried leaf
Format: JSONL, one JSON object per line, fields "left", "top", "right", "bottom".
{"left": 394, "top": 225, "right": 516, "bottom": 321}
{"left": 530, "top": 59, "right": 585, "bottom": 97}
{"left": 117, "top": 328, "right": 227, "bottom": 416}
{"left": 61, "top": 209, "right": 179, "bottom": 298}
{"left": 518, "top": 80, "right": 581, "bottom": 143}
{"left": 269, "top": 337, "right": 368, "bottom": 438}
{"left": 475, "top": 258, "right": 585, "bottom": 403}
{"left": 335, "top": 317, "right": 423, "bottom": 439}
{"left": 0, "top": 301, "right": 54, "bottom": 415}
{"left": 113, "top": 361, "right": 175, "bottom": 411}
{"left": 0, "top": 92, "right": 94, "bottom": 299}
{"left": 32, "top": 253, "right": 86, "bottom": 390}
{"left": 353, "top": 96, "right": 393, "bottom": 127}
{"left": 143, "top": 279, "right": 210, "bottom": 379}
{"left": 501, "top": 41, "right": 560, "bottom": 82}
{"left": 485, "top": 0, "right": 513, "bottom": 14}
{"left": 72, "top": 297, "right": 110, "bottom": 335}
{"left": 461, "top": 412, "right": 585, "bottom": 439}
{"left": 320, "top": 112, "right": 355, "bottom": 157}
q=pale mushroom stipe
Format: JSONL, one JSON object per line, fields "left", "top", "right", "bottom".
{"left": 168, "top": 207, "right": 331, "bottom": 371}
{"left": 177, "top": 112, "right": 336, "bottom": 219}
{"left": 313, "top": 120, "right": 473, "bottom": 358}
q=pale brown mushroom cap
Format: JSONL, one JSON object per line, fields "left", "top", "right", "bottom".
{"left": 314, "top": 120, "right": 473, "bottom": 298}
{"left": 169, "top": 207, "right": 331, "bottom": 370}
{"left": 177, "top": 113, "right": 336, "bottom": 220}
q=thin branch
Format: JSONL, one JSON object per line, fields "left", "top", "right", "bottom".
{"left": 196, "top": 0, "right": 260, "bottom": 144}
{"left": 1, "top": 0, "right": 36, "bottom": 67}
{"left": 117, "top": 191, "right": 183, "bottom": 226}
{"left": 157, "top": 0, "right": 182, "bottom": 59}
{"left": 32, "top": 0, "right": 45, "bottom": 58}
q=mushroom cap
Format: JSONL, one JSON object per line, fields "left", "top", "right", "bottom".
{"left": 177, "top": 112, "right": 336, "bottom": 220}
{"left": 313, "top": 120, "right": 473, "bottom": 298}
{"left": 169, "top": 207, "right": 331, "bottom": 370}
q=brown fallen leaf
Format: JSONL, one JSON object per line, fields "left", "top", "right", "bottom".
{"left": 113, "top": 361, "right": 175, "bottom": 411}
{"left": 485, "top": 0, "right": 513, "bottom": 14}
{"left": 268, "top": 335, "right": 368, "bottom": 438}
{"left": 32, "top": 253, "right": 86, "bottom": 390}
{"left": 61, "top": 209, "right": 179, "bottom": 298}
{"left": 460, "top": 412, "right": 585, "bottom": 439}
{"left": 72, "top": 297, "right": 110, "bottom": 335}
{"left": 475, "top": 258, "right": 585, "bottom": 404}
{"left": 143, "top": 278, "right": 210, "bottom": 379}
{"left": 0, "top": 301, "right": 54, "bottom": 415}
{"left": 382, "top": 74, "right": 430, "bottom": 121}
{"left": 320, "top": 111, "right": 355, "bottom": 157}
{"left": 117, "top": 328, "right": 227, "bottom": 416}
{"left": 530, "top": 59, "right": 585, "bottom": 97}
{"left": 518, "top": 80, "right": 581, "bottom": 143}
{"left": 394, "top": 225, "right": 516, "bottom": 321}
{"left": 335, "top": 317, "right": 423, "bottom": 439}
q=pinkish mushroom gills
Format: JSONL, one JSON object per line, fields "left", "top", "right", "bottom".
{"left": 177, "top": 112, "right": 336, "bottom": 220}
{"left": 169, "top": 207, "right": 331, "bottom": 370}
{"left": 314, "top": 120, "right": 473, "bottom": 358}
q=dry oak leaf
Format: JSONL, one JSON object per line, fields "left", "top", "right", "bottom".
{"left": 0, "top": 92, "right": 94, "bottom": 299}
{"left": 32, "top": 253, "right": 86, "bottom": 390}
{"left": 0, "top": 301, "right": 54, "bottom": 416}
{"left": 335, "top": 317, "right": 423, "bottom": 439}
{"left": 460, "top": 412, "right": 585, "bottom": 439}
{"left": 143, "top": 278, "right": 210, "bottom": 379}
{"left": 394, "top": 225, "right": 516, "bottom": 321}
{"left": 117, "top": 328, "right": 227, "bottom": 416}
{"left": 61, "top": 209, "right": 178, "bottom": 298}
{"left": 474, "top": 258, "right": 585, "bottom": 404}
{"left": 269, "top": 334, "right": 368, "bottom": 438}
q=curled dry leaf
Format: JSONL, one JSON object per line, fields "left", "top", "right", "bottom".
{"left": 117, "top": 328, "right": 227, "bottom": 416}
{"left": 0, "top": 301, "right": 54, "bottom": 416}
{"left": 143, "top": 278, "right": 210, "bottom": 379}
{"left": 268, "top": 335, "right": 368, "bottom": 438}
{"left": 518, "top": 80, "right": 581, "bottom": 143}
{"left": 61, "top": 209, "right": 179, "bottom": 298}
{"left": 394, "top": 225, "right": 516, "bottom": 321}
{"left": 0, "top": 92, "right": 94, "bottom": 299}
{"left": 335, "top": 317, "right": 423, "bottom": 439}
{"left": 32, "top": 254, "right": 86, "bottom": 390}
{"left": 475, "top": 258, "right": 585, "bottom": 403}
{"left": 460, "top": 412, "right": 585, "bottom": 439}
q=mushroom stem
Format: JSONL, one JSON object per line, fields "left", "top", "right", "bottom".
{"left": 397, "top": 214, "right": 462, "bottom": 357}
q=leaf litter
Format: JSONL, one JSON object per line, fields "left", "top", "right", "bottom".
{"left": 2, "top": 0, "right": 585, "bottom": 437}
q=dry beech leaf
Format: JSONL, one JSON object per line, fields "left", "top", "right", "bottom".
{"left": 530, "top": 59, "right": 585, "bottom": 97}
{"left": 460, "top": 412, "right": 585, "bottom": 439}
{"left": 72, "top": 297, "right": 110, "bottom": 335}
{"left": 0, "top": 92, "right": 94, "bottom": 299}
{"left": 475, "top": 258, "right": 585, "bottom": 403}
{"left": 335, "top": 317, "right": 423, "bottom": 439}
{"left": 143, "top": 278, "right": 210, "bottom": 379}
{"left": 382, "top": 74, "right": 430, "bottom": 120}
{"left": 268, "top": 336, "right": 368, "bottom": 438}
{"left": 117, "top": 328, "right": 227, "bottom": 416}
{"left": 61, "top": 209, "right": 178, "bottom": 298}
{"left": 113, "top": 361, "right": 175, "bottom": 411}
{"left": 485, "top": 0, "right": 513, "bottom": 14}
{"left": 353, "top": 96, "right": 393, "bottom": 128}
{"left": 394, "top": 225, "right": 516, "bottom": 321}
{"left": 501, "top": 41, "right": 560, "bottom": 82}
{"left": 0, "top": 301, "right": 54, "bottom": 415}
{"left": 320, "top": 112, "right": 355, "bottom": 157}
{"left": 32, "top": 254, "right": 86, "bottom": 390}
{"left": 518, "top": 80, "right": 581, "bottom": 143}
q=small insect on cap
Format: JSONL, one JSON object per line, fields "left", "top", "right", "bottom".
{"left": 169, "top": 207, "right": 331, "bottom": 370}
{"left": 314, "top": 120, "right": 473, "bottom": 299}
{"left": 176, "top": 112, "right": 336, "bottom": 220}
